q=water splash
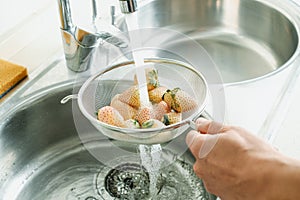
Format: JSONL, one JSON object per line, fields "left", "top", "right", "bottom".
{"left": 138, "top": 144, "right": 162, "bottom": 198}
{"left": 94, "top": 153, "right": 215, "bottom": 200}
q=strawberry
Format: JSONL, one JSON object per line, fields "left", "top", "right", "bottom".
{"left": 142, "top": 119, "right": 166, "bottom": 129}
{"left": 110, "top": 94, "right": 138, "bottom": 120}
{"left": 148, "top": 86, "right": 168, "bottom": 103}
{"left": 161, "top": 112, "right": 182, "bottom": 125}
{"left": 125, "top": 119, "right": 140, "bottom": 129}
{"left": 135, "top": 106, "right": 154, "bottom": 125}
{"left": 162, "top": 89, "right": 173, "bottom": 110}
{"left": 134, "top": 68, "right": 159, "bottom": 91}
{"left": 97, "top": 106, "right": 126, "bottom": 127}
{"left": 162, "top": 88, "right": 197, "bottom": 113}
{"left": 152, "top": 101, "right": 170, "bottom": 120}
{"left": 118, "top": 85, "right": 140, "bottom": 108}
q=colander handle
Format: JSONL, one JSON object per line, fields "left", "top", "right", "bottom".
{"left": 60, "top": 94, "right": 78, "bottom": 104}
{"left": 188, "top": 120, "right": 197, "bottom": 130}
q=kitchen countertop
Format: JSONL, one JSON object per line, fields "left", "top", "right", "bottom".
{"left": 272, "top": 0, "right": 300, "bottom": 159}
{"left": 273, "top": 78, "right": 300, "bottom": 159}
{"left": 1, "top": 0, "right": 300, "bottom": 160}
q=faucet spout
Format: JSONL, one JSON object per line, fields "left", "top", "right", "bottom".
{"left": 57, "top": 0, "right": 130, "bottom": 72}
{"left": 119, "top": 0, "right": 138, "bottom": 13}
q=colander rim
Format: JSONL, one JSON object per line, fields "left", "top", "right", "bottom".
{"left": 77, "top": 58, "right": 208, "bottom": 135}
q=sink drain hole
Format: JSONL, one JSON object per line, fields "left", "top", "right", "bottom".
{"left": 95, "top": 155, "right": 214, "bottom": 200}
{"left": 104, "top": 163, "right": 150, "bottom": 199}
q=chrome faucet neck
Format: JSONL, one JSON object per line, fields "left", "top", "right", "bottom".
{"left": 119, "top": 0, "right": 138, "bottom": 13}
{"left": 57, "top": 0, "right": 74, "bottom": 30}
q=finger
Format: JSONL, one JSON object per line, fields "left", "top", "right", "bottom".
{"left": 196, "top": 117, "right": 226, "bottom": 134}
{"left": 186, "top": 130, "right": 220, "bottom": 159}
{"left": 186, "top": 130, "right": 206, "bottom": 157}
{"left": 198, "top": 133, "right": 220, "bottom": 158}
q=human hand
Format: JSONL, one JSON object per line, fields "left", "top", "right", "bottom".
{"left": 186, "top": 118, "right": 300, "bottom": 200}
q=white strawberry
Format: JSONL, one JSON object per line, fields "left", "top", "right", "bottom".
{"left": 110, "top": 94, "right": 138, "bottom": 120}
{"left": 124, "top": 119, "right": 140, "bottom": 129}
{"left": 161, "top": 112, "right": 182, "bottom": 125}
{"left": 163, "top": 88, "right": 197, "bottom": 113}
{"left": 97, "top": 106, "right": 126, "bottom": 127}
{"left": 148, "top": 86, "right": 168, "bottom": 103}
{"left": 118, "top": 85, "right": 140, "bottom": 108}
{"left": 134, "top": 68, "right": 159, "bottom": 91}
{"left": 135, "top": 106, "right": 154, "bottom": 125}
{"left": 152, "top": 101, "right": 170, "bottom": 120}
{"left": 142, "top": 119, "right": 166, "bottom": 129}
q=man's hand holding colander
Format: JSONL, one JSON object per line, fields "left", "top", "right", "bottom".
{"left": 186, "top": 117, "right": 300, "bottom": 200}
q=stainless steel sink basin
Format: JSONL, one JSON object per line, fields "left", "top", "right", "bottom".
{"left": 130, "top": 0, "right": 299, "bottom": 83}
{"left": 0, "top": 83, "right": 216, "bottom": 200}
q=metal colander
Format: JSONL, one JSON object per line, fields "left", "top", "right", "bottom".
{"left": 77, "top": 58, "right": 208, "bottom": 144}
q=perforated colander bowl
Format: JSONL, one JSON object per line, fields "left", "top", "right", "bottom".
{"left": 77, "top": 58, "right": 208, "bottom": 144}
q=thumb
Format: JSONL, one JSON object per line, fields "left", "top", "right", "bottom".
{"left": 186, "top": 130, "right": 220, "bottom": 159}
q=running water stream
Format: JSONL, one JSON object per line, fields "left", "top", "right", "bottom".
{"left": 125, "top": 12, "right": 150, "bottom": 107}
{"left": 138, "top": 144, "right": 162, "bottom": 198}
{"left": 125, "top": 12, "right": 163, "bottom": 198}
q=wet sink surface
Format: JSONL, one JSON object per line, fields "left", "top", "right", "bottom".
{"left": 0, "top": 84, "right": 216, "bottom": 200}
{"left": 132, "top": 0, "right": 299, "bottom": 83}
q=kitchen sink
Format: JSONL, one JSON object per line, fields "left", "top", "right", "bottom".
{"left": 0, "top": 81, "right": 216, "bottom": 200}
{"left": 1, "top": 0, "right": 300, "bottom": 199}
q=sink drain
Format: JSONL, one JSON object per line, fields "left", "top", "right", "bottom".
{"left": 95, "top": 153, "right": 215, "bottom": 200}
{"left": 105, "top": 163, "right": 150, "bottom": 199}
{"left": 96, "top": 163, "right": 153, "bottom": 199}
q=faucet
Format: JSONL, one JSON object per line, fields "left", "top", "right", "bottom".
{"left": 57, "top": 0, "right": 137, "bottom": 72}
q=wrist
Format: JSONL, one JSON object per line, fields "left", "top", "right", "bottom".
{"left": 267, "top": 154, "right": 300, "bottom": 200}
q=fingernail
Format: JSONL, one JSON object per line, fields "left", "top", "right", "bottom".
{"left": 196, "top": 117, "right": 209, "bottom": 125}
{"left": 186, "top": 130, "right": 199, "bottom": 147}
